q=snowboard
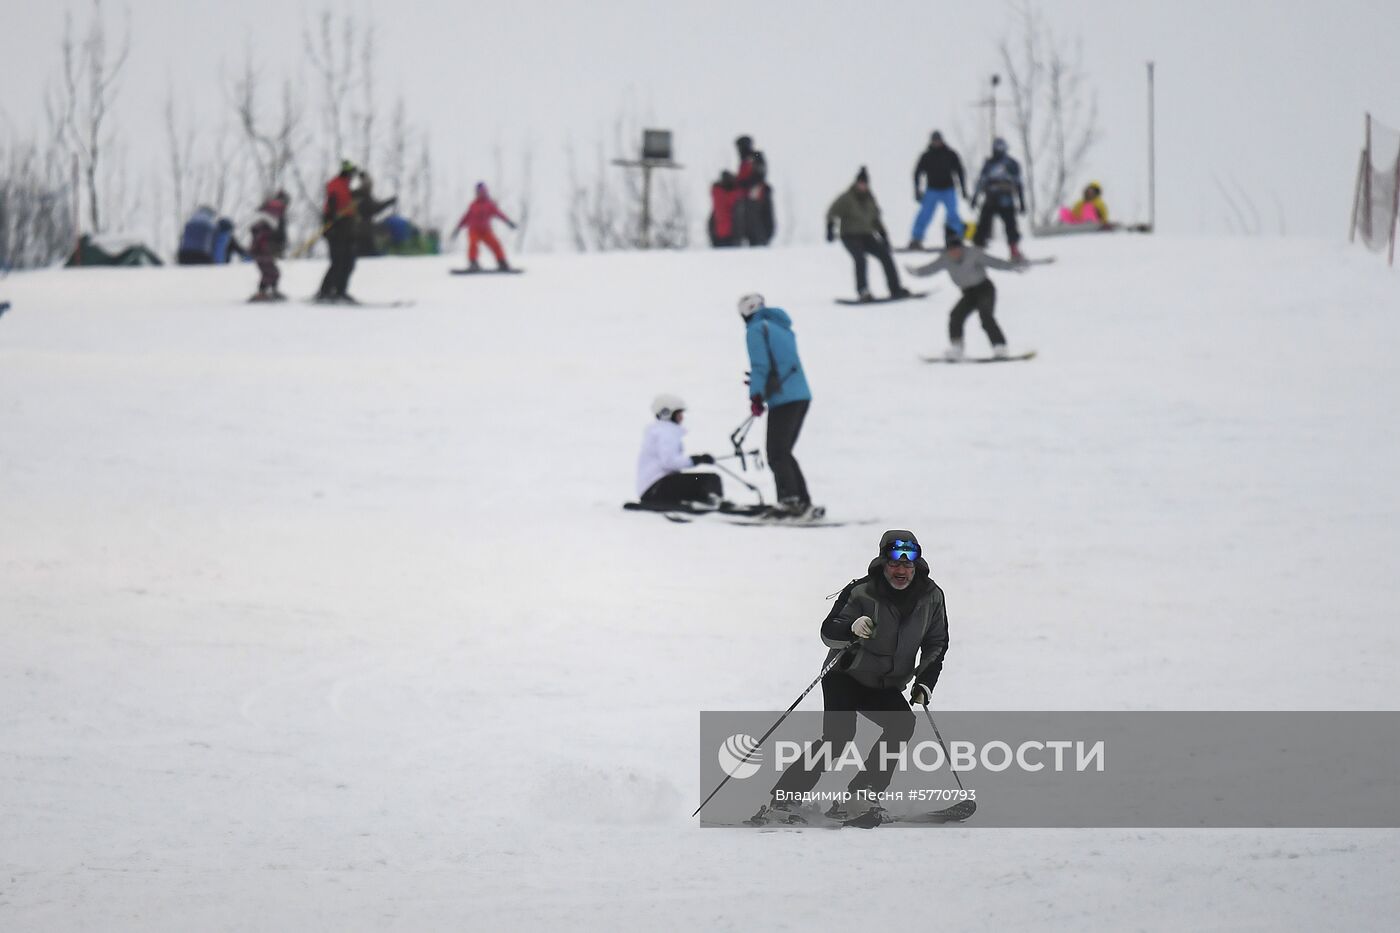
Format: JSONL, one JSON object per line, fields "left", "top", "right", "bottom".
{"left": 921, "top": 350, "right": 1037, "bottom": 364}
{"left": 835, "top": 291, "right": 929, "bottom": 306}
{"left": 742, "top": 799, "right": 977, "bottom": 829}
{"left": 305, "top": 297, "right": 416, "bottom": 308}
{"left": 622, "top": 501, "right": 768, "bottom": 523}
{"left": 450, "top": 267, "right": 524, "bottom": 275}
{"left": 246, "top": 294, "right": 289, "bottom": 304}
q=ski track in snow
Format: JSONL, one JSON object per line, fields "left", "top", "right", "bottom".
{"left": 1, "top": 239, "right": 1399, "bottom": 930}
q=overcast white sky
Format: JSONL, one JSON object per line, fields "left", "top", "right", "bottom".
{"left": 2, "top": 0, "right": 1398, "bottom": 246}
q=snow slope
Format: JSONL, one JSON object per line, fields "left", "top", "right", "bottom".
{"left": 1, "top": 236, "right": 1398, "bottom": 931}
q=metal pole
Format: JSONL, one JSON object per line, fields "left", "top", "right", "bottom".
{"left": 1362, "top": 113, "right": 1373, "bottom": 239}
{"left": 72, "top": 154, "right": 81, "bottom": 265}
{"left": 1389, "top": 150, "right": 1399, "bottom": 267}
{"left": 640, "top": 163, "right": 653, "bottom": 249}
{"left": 1349, "top": 148, "right": 1366, "bottom": 243}
{"left": 990, "top": 74, "right": 1000, "bottom": 147}
{"left": 1147, "top": 62, "right": 1156, "bottom": 231}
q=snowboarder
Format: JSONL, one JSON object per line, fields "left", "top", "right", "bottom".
{"left": 352, "top": 173, "right": 398, "bottom": 257}
{"left": 451, "top": 183, "right": 517, "bottom": 271}
{"left": 635, "top": 394, "right": 722, "bottom": 509}
{"left": 739, "top": 293, "right": 814, "bottom": 517}
{"left": 733, "top": 136, "right": 775, "bottom": 246}
{"left": 907, "top": 233, "right": 1026, "bottom": 360}
{"left": 316, "top": 160, "right": 361, "bottom": 302}
{"left": 247, "top": 198, "right": 287, "bottom": 302}
{"left": 752, "top": 530, "right": 949, "bottom": 825}
{"left": 709, "top": 170, "right": 742, "bottom": 248}
{"left": 826, "top": 167, "right": 910, "bottom": 303}
{"left": 909, "top": 131, "right": 969, "bottom": 249}
{"left": 970, "top": 137, "right": 1026, "bottom": 260}
{"left": 1057, "top": 181, "right": 1110, "bottom": 226}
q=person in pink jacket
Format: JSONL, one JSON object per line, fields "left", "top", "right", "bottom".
{"left": 451, "top": 182, "right": 517, "bottom": 270}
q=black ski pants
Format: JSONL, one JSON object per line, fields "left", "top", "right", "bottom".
{"left": 772, "top": 671, "right": 916, "bottom": 797}
{"left": 840, "top": 234, "right": 902, "bottom": 296}
{"left": 948, "top": 280, "right": 1006, "bottom": 347}
{"left": 641, "top": 471, "right": 722, "bottom": 506}
{"left": 767, "top": 399, "right": 810, "bottom": 507}
{"left": 318, "top": 225, "right": 357, "bottom": 298}
{"left": 973, "top": 198, "right": 1021, "bottom": 247}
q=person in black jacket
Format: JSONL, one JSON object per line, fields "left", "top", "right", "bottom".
{"left": 733, "top": 135, "right": 775, "bottom": 246}
{"left": 751, "top": 530, "right": 949, "bottom": 825}
{"left": 909, "top": 131, "right": 968, "bottom": 249}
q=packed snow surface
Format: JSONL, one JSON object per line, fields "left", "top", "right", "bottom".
{"left": 2, "top": 236, "right": 1398, "bottom": 930}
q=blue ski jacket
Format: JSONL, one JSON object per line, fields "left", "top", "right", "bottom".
{"left": 745, "top": 306, "right": 812, "bottom": 408}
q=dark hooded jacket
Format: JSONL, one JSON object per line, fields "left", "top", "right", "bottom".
{"left": 819, "top": 552, "right": 948, "bottom": 693}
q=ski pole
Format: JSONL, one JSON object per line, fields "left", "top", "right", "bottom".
{"left": 919, "top": 702, "right": 966, "bottom": 792}
{"left": 710, "top": 458, "right": 766, "bottom": 507}
{"left": 692, "top": 645, "right": 853, "bottom": 818}
{"left": 729, "top": 415, "right": 755, "bottom": 469}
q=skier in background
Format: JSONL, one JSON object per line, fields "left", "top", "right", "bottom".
{"left": 907, "top": 232, "right": 1026, "bottom": 360}
{"left": 739, "top": 293, "right": 814, "bottom": 517}
{"left": 1057, "top": 181, "right": 1110, "bottom": 226}
{"left": 909, "top": 131, "right": 969, "bottom": 249}
{"left": 826, "top": 167, "right": 909, "bottom": 302}
{"left": 970, "top": 137, "right": 1027, "bottom": 260}
{"left": 247, "top": 197, "right": 287, "bottom": 302}
{"left": 734, "top": 136, "right": 775, "bottom": 246}
{"left": 751, "top": 529, "right": 949, "bottom": 825}
{"left": 352, "top": 174, "right": 398, "bottom": 257}
{"left": 635, "top": 394, "right": 722, "bottom": 509}
{"left": 450, "top": 183, "right": 517, "bottom": 271}
{"left": 316, "top": 160, "right": 361, "bottom": 302}
{"left": 709, "top": 170, "right": 742, "bottom": 247}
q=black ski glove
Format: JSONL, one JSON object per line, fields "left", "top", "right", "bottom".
{"left": 690, "top": 453, "right": 715, "bottom": 466}
{"left": 910, "top": 683, "right": 932, "bottom": 707}
{"left": 825, "top": 221, "right": 835, "bottom": 242}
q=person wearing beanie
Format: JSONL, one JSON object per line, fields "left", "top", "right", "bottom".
{"left": 733, "top": 135, "right": 775, "bottom": 246}
{"left": 316, "top": 159, "right": 362, "bottom": 302}
{"left": 906, "top": 232, "right": 1027, "bottom": 360}
{"left": 825, "top": 166, "right": 910, "bottom": 302}
{"left": 450, "top": 182, "right": 518, "bottom": 271}
{"left": 750, "top": 530, "right": 950, "bottom": 825}
{"left": 909, "top": 130, "right": 969, "bottom": 249}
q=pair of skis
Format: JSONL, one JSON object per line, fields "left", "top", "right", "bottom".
{"left": 622, "top": 501, "right": 863, "bottom": 528}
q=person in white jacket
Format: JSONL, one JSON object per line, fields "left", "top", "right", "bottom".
{"left": 635, "top": 394, "right": 723, "bottom": 509}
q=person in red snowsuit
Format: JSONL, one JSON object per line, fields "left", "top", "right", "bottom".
{"left": 709, "top": 170, "right": 742, "bottom": 247}
{"left": 452, "top": 183, "right": 517, "bottom": 270}
{"left": 248, "top": 195, "right": 287, "bottom": 301}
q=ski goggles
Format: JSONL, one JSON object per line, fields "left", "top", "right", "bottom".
{"left": 886, "top": 540, "right": 920, "bottom": 562}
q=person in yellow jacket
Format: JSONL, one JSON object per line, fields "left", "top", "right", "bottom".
{"left": 1058, "top": 181, "right": 1110, "bottom": 225}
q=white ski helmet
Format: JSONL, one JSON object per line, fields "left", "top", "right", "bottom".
{"left": 737, "top": 293, "right": 765, "bottom": 319}
{"left": 651, "top": 393, "right": 686, "bottom": 420}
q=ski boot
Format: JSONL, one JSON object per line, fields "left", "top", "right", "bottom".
{"left": 1009, "top": 244, "right": 1025, "bottom": 263}
{"left": 745, "top": 799, "right": 808, "bottom": 826}
{"left": 857, "top": 289, "right": 874, "bottom": 303}
{"left": 944, "top": 340, "right": 965, "bottom": 362}
{"left": 993, "top": 343, "right": 1010, "bottom": 359}
{"left": 468, "top": 260, "right": 482, "bottom": 272}
{"left": 891, "top": 286, "right": 912, "bottom": 300}
{"left": 906, "top": 238, "right": 924, "bottom": 251}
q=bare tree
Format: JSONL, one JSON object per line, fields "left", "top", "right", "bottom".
{"left": 0, "top": 129, "right": 78, "bottom": 270}
{"left": 998, "top": 0, "right": 1100, "bottom": 228}
{"left": 54, "top": 0, "right": 132, "bottom": 233}
{"left": 491, "top": 138, "right": 535, "bottom": 252}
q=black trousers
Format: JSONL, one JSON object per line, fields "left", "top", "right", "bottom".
{"left": 772, "top": 671, "right": 916, "bottom": 797}
{"left": 641, "top": 471, "right": 722, "bottom": 506}
{"left": 318, "top": 227, "right": 357, "bottom": 298}
{"left": 973, "top": 199, "right": 1020, "bottom": 247}
{"left": 767, "top": 399, "right": 810, "bottom": 506}
{"left": 840, "top": 234, "right": 902, "bottom": 296}
{"left": 948, "top": 280, "right": 1006, "bottom": 346}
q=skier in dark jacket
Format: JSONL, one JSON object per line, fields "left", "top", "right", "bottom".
{"left": 909, "top": 131, "right": 968, "bottom": 248}
{"left": 751, "top": 530, "right": 949, "bottom": 825}
{"left": 826, "top": 166, "right": 909, "bottom": 302}
{"left": 970, "top": 137, "right": 1026, "bottom": 260}
{"left": 317, "top": 160, "right": 360, "bottom": 302}
{"left": 733, "top": 135, "right": 775, "bottom": 246}
{"left": 352, "top": 174, "right": 398, "bottom": 257}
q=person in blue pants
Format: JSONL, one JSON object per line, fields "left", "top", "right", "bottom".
{"left": 908, "top": 131, "right": 968, "bottom": 250}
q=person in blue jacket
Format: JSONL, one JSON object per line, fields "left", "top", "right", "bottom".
{"left": 178, "top": 206, "right": 245, "bottom": 264}
{"left": 739, "top": 292, "right": 814, "bottom": 516}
